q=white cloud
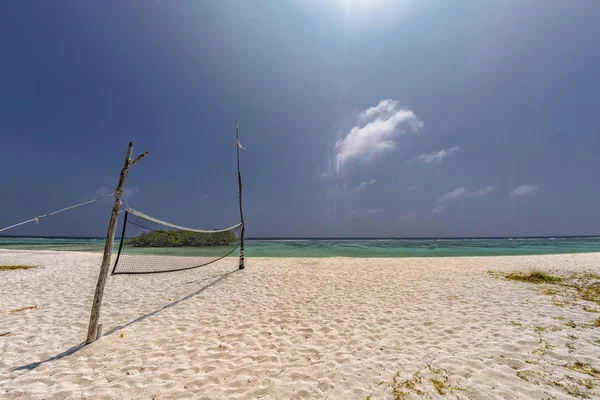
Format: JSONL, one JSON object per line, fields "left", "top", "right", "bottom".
{"left": 413, "top": 146, "right": 459, "bottom": 164}
{"left": 510, "top": 184, "right": 539, "bottom": 198}
{"left": 465, "top": 186, "right": 495, "bottom": 198}
{"left": 351, "top": 179, "right": 376, "bottom": 193}
{"left": 439, "top": 186, "right": 467, "bottom": 202}
{"left": 95, "top": 185, "right": 113, "bottom": 197}
{"left": 96, "top": 184, "right": 138, "bottom": 199}
{"left": 401, "top": 210, "right": 420, "bottom": 222}
{"left": 439, "top": 186, "right": 494, "bottom": 202}
{"left": 352, "top": 208, "right": 380, "bottom": 218}
{"left": 123, "top": 187, "right": 139, "bottom": 198}
{"left": 334, "top": 99, "right": 423, "bottom": 173}
{"left": 432, "top": 206, "right": 445, "bottom": 215}
{"left": 408, "top": 185, "right": 416, "bottom": 192}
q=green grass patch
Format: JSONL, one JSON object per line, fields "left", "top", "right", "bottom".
{"left": 389, "top": 371, "right": 424, "bottom": 399}
{"left": 505, "top": 270, "right": 563, "bottom": 284}
{"left": 579, "top": 282, "right": 600, "bottom": 305}
{"left": 0, "top": 265, "right": 37, "bottom": 271}
{"left": 427, "top": 365, "right": 463, "bottom": 395}
{"left": 534, "top": 326, "right": 546, "bottom": 333}
{"left": 568, "top": 361, "right": 600, "bottom": 378}
{"left": 385, "top": 366, "right": 463, "bottom": 399}
{"left": 500, "top": 271, "right": 600, "bottom": 312}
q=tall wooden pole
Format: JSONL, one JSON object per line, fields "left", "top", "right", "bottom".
{"left": 85, "top": 142, "right": 148, "bottom": 345}
{"left": 236, "top": 119, "right": 245, "bottom": 269}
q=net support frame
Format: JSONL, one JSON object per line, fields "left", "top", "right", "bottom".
{"left": 86, "top": 142, "right": 148, "bottom": 345}
{"left": 236, "top": 119, "right": 246, "bottom": 270}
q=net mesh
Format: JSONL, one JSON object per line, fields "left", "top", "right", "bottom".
{"left": 112, "top": 208, "right": 241, "bottom": 274}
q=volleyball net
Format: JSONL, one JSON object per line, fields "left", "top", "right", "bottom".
{"left": 112, "top": 208, "right": 242, "bottom": 274}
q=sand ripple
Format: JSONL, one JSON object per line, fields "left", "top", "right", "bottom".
{"left": 1, "top": 250, "right": 599, "bottom": 399}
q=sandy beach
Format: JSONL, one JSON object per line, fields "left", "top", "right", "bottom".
{"left": 1, "top": 250, "right": 599, "bottom": 399}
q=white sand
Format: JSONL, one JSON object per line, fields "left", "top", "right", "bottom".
{"left": 1, "top": 250, "right": 599, "bottom": 399}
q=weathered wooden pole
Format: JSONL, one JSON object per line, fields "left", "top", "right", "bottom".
{"left": 85, "top": 142, "right": 148, "bottom": 345}
{"left": 236, "top": 119, "right": 245, "bottom": 269}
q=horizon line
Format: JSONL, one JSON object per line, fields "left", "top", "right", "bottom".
{"left": 1, "top": 234, "right": 600, "bottom": 240}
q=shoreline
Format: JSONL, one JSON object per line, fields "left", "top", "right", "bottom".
{"left": 3, "top": 236, "right": 600, "bottom": 259}
{"left": 3, "top": 247, "right": 600, "bottom": 259}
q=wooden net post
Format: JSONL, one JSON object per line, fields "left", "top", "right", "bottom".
{"left": 236, "top": 119, "right": 245, "bottom": 269}
{"left": 85, "top": 142, "right": 148, "bottom": 345}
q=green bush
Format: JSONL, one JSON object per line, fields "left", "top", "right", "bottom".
{"left": 126, "top": 230, "right": 237, "bottom": 248}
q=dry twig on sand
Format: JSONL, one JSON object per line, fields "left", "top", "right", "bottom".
{"left": 10, "top": 305, "right": 37, "bottom": 313}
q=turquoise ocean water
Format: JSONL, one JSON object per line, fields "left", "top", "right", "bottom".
{"left": 1, "top": 236, "right": 600, "bottom": 258}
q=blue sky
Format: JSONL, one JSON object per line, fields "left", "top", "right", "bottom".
{"left": 1, "top": 0, "right": 599, "bottom": 238}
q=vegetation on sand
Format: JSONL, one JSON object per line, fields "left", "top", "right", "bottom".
{"left": 500, "top": 271, "right": 600, "bottom": 398}
{"left": 503, "top": 271, "right": 600, "bottom": 307}
{"left": 378, "top": 366, "right": 462, "bottom": 399}
{"left": 0, "top": 265, "right": 37, "bottom": 271}
{"left": 389, "top": 371, "right": 424, "bottom": 399}
{"left": 568, "top": 361, "right": 600, "bottom": 378}
{"left": 505, "top": 270, "right": 562, "bottom": 284}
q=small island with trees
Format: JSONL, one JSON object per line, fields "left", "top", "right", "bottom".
{"left": 126, "top": 230, "right": 238, "bottom": 248}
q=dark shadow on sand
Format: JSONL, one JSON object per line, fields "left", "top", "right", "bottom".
{"left": 13, "top": 268, "right": 240, "bottom": 371}
{"left": 103, "top": 268, "right": 239, "bottom": 336}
